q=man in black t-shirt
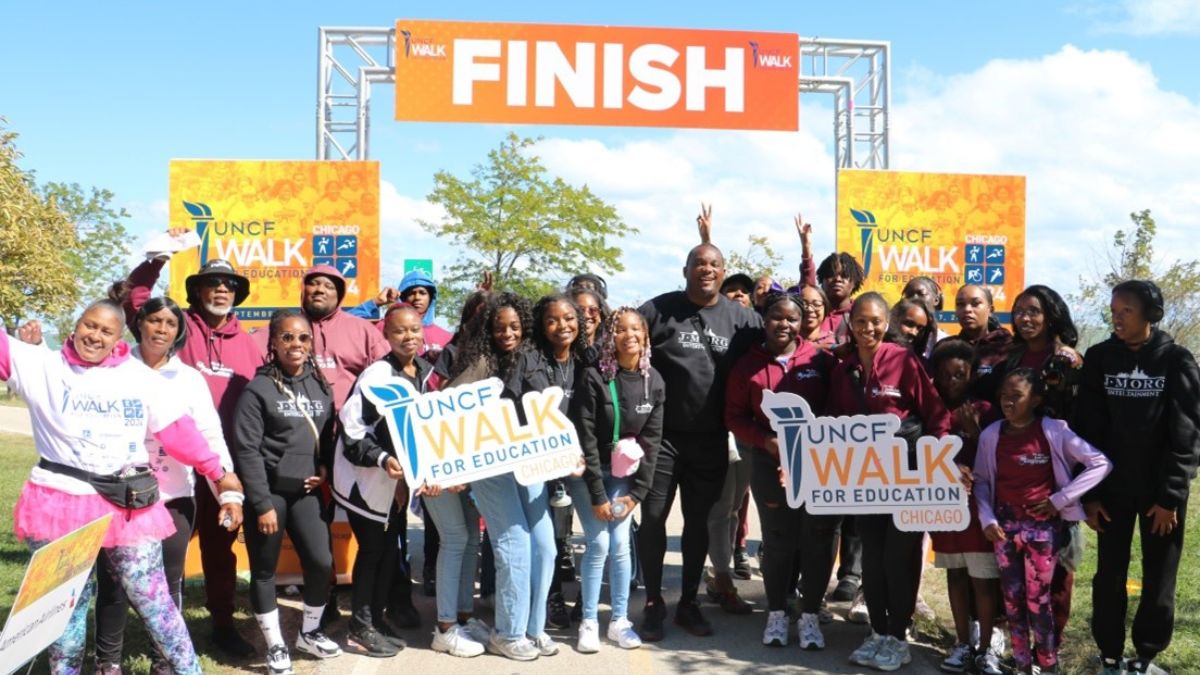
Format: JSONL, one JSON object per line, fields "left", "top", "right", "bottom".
{"left": 637, "top": 243, "right": 762, "bottom": 640}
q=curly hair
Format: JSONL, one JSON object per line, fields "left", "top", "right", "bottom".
{"left": 531, "top": 293, "right": 589, "bottom": 363}
{"left": 598, "top": 306, "right": 652, "bottom": 390}
{"left": 1011, "top": 284, "right": 1079, "bottom": 348}
{"left": 449, "top": 292, "right": 532, "bottom": 381}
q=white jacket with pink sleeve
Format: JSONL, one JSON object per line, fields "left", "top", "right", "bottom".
{"left": 973, "top": 417, "right": 1112, "bottom": 528}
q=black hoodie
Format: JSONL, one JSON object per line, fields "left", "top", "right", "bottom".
{"left": 576, "top": 365, "right": 666, "bottom": 505}
{"left": 233, "top": 364, "right": 335, "bottom": 513}
{"left": 639, "top": 292, "right": 762, "bottom": 433}
{"left": 1073, "top": 329, "right": 1200, "bottom": 509}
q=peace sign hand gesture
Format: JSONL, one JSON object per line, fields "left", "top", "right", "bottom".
{"left": 697, "top": 203, "right": 713, "bottom": 244}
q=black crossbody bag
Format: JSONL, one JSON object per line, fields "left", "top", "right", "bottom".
{"left": 38, "top": 458, "right": 159, "bottom": 519}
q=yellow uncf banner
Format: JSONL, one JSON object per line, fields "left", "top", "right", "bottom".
{"left": 836, "top": 170, "right": 1026, "bottom": 321}
{"left": 168, "top": 160, "right": 380, "bottom": 327}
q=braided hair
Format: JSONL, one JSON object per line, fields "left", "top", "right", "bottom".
{"left": 264, "top": 308, "right": 331, "bottom": 397}
{"left": 598, "top": 306, "right": 653, "bottom": 398}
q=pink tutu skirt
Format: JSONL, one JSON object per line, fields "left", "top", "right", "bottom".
{"left": 13, "top": 482, "right": 176, "bottom": 548}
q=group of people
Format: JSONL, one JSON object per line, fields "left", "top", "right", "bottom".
{"left": 2, "top": 212, "right": 1197, "bottom": 675}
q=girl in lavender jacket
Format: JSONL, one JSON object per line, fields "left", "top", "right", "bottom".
{"left": 973, "top": 368, "right": 1111, "bottom": 675}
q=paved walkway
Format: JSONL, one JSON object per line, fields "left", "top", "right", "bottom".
{"left": 0, "top": 405, "right": 31, "bottom": 436}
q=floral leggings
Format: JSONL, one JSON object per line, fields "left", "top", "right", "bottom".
{"left": 993, "top": 514, "right": 1060, "bottom": 672}
{"left": 31, "top": 539, "right": 201, "bottom": 675}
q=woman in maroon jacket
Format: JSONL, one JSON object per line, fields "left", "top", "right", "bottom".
{"left": 830, "top": 293, "right": 952, "bottom": 671}
{"left": 726, "top": 292, "right": 836, "bottom": 650}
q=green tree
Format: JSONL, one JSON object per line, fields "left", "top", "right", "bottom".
{"left": 1075, "top": 209, "right": 1200, "bottom": 351}
{"left": 38, "top": 182, "right": 130, "bottom": 339}
{"left": 726, "top": 234, "right": 797, "bottom": 288}
{"left": 0, "top": 121, "right": 79, "bottom": 332}
{"left": 421, "top": 133, "right": 635, "bottom": 316}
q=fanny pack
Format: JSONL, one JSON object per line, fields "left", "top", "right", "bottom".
{"left": 39, "top": 458, "right": 159, "bottom": 518}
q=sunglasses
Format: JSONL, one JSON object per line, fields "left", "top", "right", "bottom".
{"left": 278, "top": 332, "right": 312, "bottom": 344}
{"left": 200, "top": 276, "right": 240, "bottom": 291}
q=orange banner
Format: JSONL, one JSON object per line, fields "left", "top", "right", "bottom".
{"left": 394, "top": 20, "right": 799, "bottom": 131}
{"left": 836, "top": 170, "right": 1027, "bottom": 322}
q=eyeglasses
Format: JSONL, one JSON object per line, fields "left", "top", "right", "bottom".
{"left": 581, "top": 306, "right": 602, "bottom": 317}
{"left": 279, "top": 332, "right": 312, "bottom": 344}
{"left": 799, "top": 301, "right": 825, "bottom": 311}
{"left": 200, "top": 276, "right": 239, "bottom": 291}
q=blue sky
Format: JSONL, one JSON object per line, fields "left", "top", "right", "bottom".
{"left": 4, "top": 0, "right": 1199, "bottom": 311}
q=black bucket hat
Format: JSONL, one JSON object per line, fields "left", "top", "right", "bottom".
{"left": 184, "top": 259, "right": 250, "bottom": 307}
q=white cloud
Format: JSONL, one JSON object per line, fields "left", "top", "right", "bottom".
{"left": 1086, "top": 0, "right": 1200, "bottom": 35}
{"left": 893, "top": 45, "right": 1200, "bottom": 294}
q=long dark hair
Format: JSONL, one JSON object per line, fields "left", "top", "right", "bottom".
{"left": 265, "top": 308, "right": 331, "bottom": 396}
{"left": 133, "top": 297, "right": 188, "bottom": 355}
{"left": 887, "top": 297, "right": 937, "bottom": 356}
{"left": 449, "top": 292, "right": 532, "bottom": 381}
{"left": 532, "top": 293, "right": 588, "bottom": 362}
{"left": 568, "top": 286, "right": 611, "bottom": 346}
{"left": 1011, "top": 285, "right": 1079, "bottom": 348}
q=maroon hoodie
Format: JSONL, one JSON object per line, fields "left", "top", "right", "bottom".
{"left": 725, "top": 340, "right": 835, "bottom": 452}
{"left": 251, "top": 266, "right": 389, "bottom": 411}
{"left": 126, "top": 259, "right": 265, "bottom": 442}
{"left": 828, "top": 341, "right": 952, "bottom": 437}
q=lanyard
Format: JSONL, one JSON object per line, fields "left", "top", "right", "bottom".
{"left": 608, "top": 379, "right": 620, "bottom": 444}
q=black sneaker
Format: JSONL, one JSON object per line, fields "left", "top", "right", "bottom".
{"left": 375, "top": 620, "right": 409, "bottom": 651}
{"left": 546, "top": 592, "right": 571, "bottom": 629}
{"left": 386, "top": 600, "right": 421, "bottom": 629}
{"left": 347, "top": 624, "right": 399, "bottom": 658}
{"left": 829, "top": 577, "right": 859, "bottom": 602}
{"left": 640, "top": 598, "right": 667, "bottom": 642}
{"left": 212, "top": 625, "right": 257, "bottom": 657}
{"left": 570, "top": 591, "right": 583, "bottom": 623}
{"left": 733, "top": 548, "right": 752, "bottom": 580}
{"left": 674, "top": 600, "right": 713, "bottom": 637}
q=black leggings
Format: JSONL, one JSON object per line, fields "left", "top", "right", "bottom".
{"left": 859, "top": 514, "right": 924, "bottom": 639}
{"left": 348, "top": 506, "right": 401, "bottom": 628}
{"left": 637, "top": 431, "right": 728, "bottom": 604}
{"left": 95, "top": 497, "right": 196, "bottom": 664}
{"left": 244, "top": 492, "right": 332, "bottom": 612}
{"left": 749, "top": 454, "right": 840, "bottom": 613}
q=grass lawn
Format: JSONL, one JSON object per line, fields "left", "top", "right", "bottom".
{"left": 921, "top": 483, "right": 1200, "bottom": 673}
{"left": 0, "top": 433, "right": 269, "bottom": 674}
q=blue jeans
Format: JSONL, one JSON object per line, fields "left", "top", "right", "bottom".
{"left": 470, "top": 473, "right": 556, "bottom": 640}
{"left": 568, "top": 472, "right": 634, "bottom": 622}
{"left": 422, "top": 489, "right": 482, "bottom": 623}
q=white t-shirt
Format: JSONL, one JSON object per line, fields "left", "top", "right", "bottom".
{"left": 133, "top": 347, "right": 233, "bottom": 501}
{"left": 6, "top": 340, "right": 184, "bottom": 496}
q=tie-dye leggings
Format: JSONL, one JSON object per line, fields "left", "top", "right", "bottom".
{"left": 29, "top": 539, "right": 201, "bottom": 675}
{"left": 994, "top": 516, "right": 1060, "bottom": 672}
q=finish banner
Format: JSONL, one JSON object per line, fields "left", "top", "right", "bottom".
{"left": 761, "top": 392, "right": 968, "bottom": 532}
{"left": 836, "top": 170, "right": 1026, "bottom": 322}
{"left": 168, "top": 160, "right": 380, "bottom": 327}
{"left": 394, "top": 19, "right": 799, "bottom": 131}
{"left": 360, "top": 376, "right": 583, "bottom": 489}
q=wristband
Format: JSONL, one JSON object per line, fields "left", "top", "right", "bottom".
{"left": 218, "top": 491, "right": 245, "bottom": 506}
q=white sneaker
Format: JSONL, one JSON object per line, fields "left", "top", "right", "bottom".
{"left": 848, "top": 590, "right": 870, "bottom": 624}
{"left": 532, "top": 633, "right": 560, "bottom": 656}
{"left": 432, "top": 624, "right": 485, "bottom": 658}
{"left": 849, "top": 632, "right": 886, "bottom": 666}
{"left": 577, "top": 619, "right": 600, "bottom": 654}
{"left": 462, "top": 617, "right": 491, "bottom": 645}
{"left": 486, "top": 633, "right": 539, "bottom": 661}
{"left": 975, "top": 648, "right": 1004, "bottom": 675}
{"left": 762, "top": 610, "right": 789, "bottom": 647}
{"left": 940, "top": 642, "right": 972, "bottom": 672}
{"left": 265, "top": 644, "right": 293, "bottom": 674}
{"left": 872, "top": 636, "right": 912, "bottom": 672}
{"left": 606, "top": 617, "right": 642, "bottom": 649}
{"left": 294, "top": 630, "right": 342, "bottom": 659}
{"left": 797, "top": 613, "right": 825, "bottom": 650}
